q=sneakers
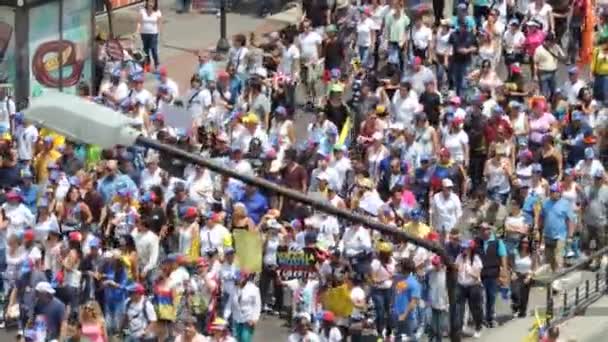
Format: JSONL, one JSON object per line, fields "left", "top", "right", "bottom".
{"left": 473, "top": 330, "right": 482, "bottom": 338}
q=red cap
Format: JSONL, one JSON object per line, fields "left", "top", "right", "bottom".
{"left": 6, "top": 191, "right": 21, "bottom": 201}
{"left": 439, "top": 147, "right": 450, "bottom": 158}
{"left": 510, "top": 64, "right": 522, "bottom": 73}
{"left": 413, "top": 56, "right": 422, "bottom": 66}
{"left": 451, "top": 117, "right": 464, "bottom": 127}
{"left": 322, "top": 311, "right": 335, "bottom": 322}
{"left": 183, "top": 207, "right": 198, "bottom": 219}
{"left": 217, "top": 70, "right": 229, "bottom": 79}
{"left": 210, "top": 212, "right": 222, "bottom": 222}
{"left": 68, "top": 231, "right": 82, "bottom": 242}
{"left": 23, "top": 229, "right": 35, "bottom": 242}
{"left": 427, "top": 231, "right": 440, "bottom": 242}
{"left": 159, "top": 66, "right": 168, "bottom": 77}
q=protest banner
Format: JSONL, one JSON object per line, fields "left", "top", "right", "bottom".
{"left": 233, "top": 230, "right": 263, "bottom": 273}
{"left": 276, "top": 247, "right": 318, "bottom": 280}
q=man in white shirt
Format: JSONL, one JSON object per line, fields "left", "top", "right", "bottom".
{"left": 199, "top": 213, "right": 231, "bottom": 255}
{"left": 131, "top": 218, "right": 160, "bottom": 281}
{"left": 14, "top": 114, "right": 39, "bottom": 164}
{"left": 140, "top": 155, "right": 163, "bottom": 191}
{"left": 563, "top": 66, "right": 586, "bottom": 104}
{"left": 431, "top": 178, "right": 463, "bottom": 235}
{"left": 225, "top": 271, "right": 261, "bottom": 340}
{"left": 340, "top": 224, "right": 372, "bottom": 258}
{"left": 99, "top": 69, "right": 129, "bottom": 108}
{"left": 279, "top": 36, "right": 300, "bottom": 81}
{"left": 156, "top": 67, "right": 179, "bottom": 113}
{"left": 404, "top": 57, "right": 436, "bottom": 95}
{"left": 0, "top": 88, "right": 15, "bottom": 131}
{"left": 391, "top": 80, "right": 420, "bottom": 126}
{"left": 128, "top": 73, "right": 153, "bottom": 107}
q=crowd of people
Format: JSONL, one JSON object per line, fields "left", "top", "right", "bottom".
{"left": 0, "top": 0, "right": 607, "bottom": 341}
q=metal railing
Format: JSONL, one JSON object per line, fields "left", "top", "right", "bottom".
{"left": 537, "top": 246, "right": 608, "bottom": 328}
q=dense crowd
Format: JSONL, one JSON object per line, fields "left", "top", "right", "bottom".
{"left": 0, "top": 0, "right": 607, "bottom": 341}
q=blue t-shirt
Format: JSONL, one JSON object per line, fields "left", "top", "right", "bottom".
{"left": 237, "top": 190, "right": 269, "bottom": 224}
{"left": 33, "top": 297, "right": 65, "bottom": 340}
{"left": 391, "top": 273, "right": 421, "bottom": 321}
{"left": 522, "top": 192, "right": 540, "bottom": 226}
{"left": 542, "top": 198, "right": 575, "bottom": 240}
{"left": 198, "top": 61, "right": 217, "bottom": 85}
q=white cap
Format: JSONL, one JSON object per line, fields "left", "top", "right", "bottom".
{"left": 316, "top": 172, "right": 329, "bottom": 181}
{"left": 35, "top": 281, "right": 56, "bottom": 294}
{"left": 389, "top": 122, "right": 404, "bottom": 131}
{"left": 372, "top": 131, "right": 384, "bottom": 141}
{"left": 29, "top": 247, "right": 42, "bottom": 261}
{"left": 441, "top": 178, "right": 454, "bottom": 188}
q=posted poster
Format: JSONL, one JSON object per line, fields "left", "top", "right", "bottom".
{"left": 276, "top": 247, "right": 318, "bottom": 280}
{"left": 233, "top": 230, "right": 262, "bottom": 273}
{"left": 29, "top": 0, "right": 92, "bottom": 97}
{"left": 0, "top": 7, "right": 15, "bottom": 86}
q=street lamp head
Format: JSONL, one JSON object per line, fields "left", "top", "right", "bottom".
{"left": 23, "top": 91, "right": 140, "bottom": 148}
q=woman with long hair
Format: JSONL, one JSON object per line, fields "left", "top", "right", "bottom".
{"left": 136, "top": 0, "right": 162, "bottom": 72}
{"left": 230, "top": 203, "right": 256, "bottom": 232}
{"left": 33, "top": 199, "right": 59, "bottom": 242}
{"left": 455, "top": 239, "right": 484, "bottom": 338}
{"left": 510, "top": 236, "right": 535, "bottom": 318}
{"left": 539, "top": 135, "right": 563, "bottom": 183}
{"left": 55, "top": 185, "right": 93, "bottom": 235}
{"left": 80, "top": 300, "right": 108, "bottom": 342}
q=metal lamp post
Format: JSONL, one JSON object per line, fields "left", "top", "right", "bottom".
{"left": 24, "top": 91, "right": 463, "bottom": 342}
{"left": 216, "top": 0, "right": 230, "bottom": 53}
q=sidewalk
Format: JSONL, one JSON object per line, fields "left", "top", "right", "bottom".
{"left": 95, "top": 0, "right": 300, "bottom": 91}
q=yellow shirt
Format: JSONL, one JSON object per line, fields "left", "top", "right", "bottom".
{"left": 34, "top": 150, "right": 61, "bottom": 183}
{"left": 591, "top": 48, "right": 608, "bottom": 76}
{"left": 403, "top": 222, "right": 431, "bottom": 239}
{"left": 39, "top": 128, "right": 66, "bottom": 148}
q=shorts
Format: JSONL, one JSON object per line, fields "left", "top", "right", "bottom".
{"left": 581, "top": 225, "right": 608, "bottom": 251}
{"left": 544, "top": 239, "right": 565, "bottom": 267}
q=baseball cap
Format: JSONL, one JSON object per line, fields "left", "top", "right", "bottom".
{"left": 442, "top": 178, "right": 454, "bottom": 188}
{"left": 549, "top": 183, "right": 562, "bottom": 193}
{"left": 585, "top": 147, "right": 595, "bottom": 159}
{"left": 568, "top": 66, "right": 579, "bottom": 74}
{"left": 126, "top": 283, "right": 146, "bottom": 295}
{"left": 35, "top": 281, "right": 56, "bottom": 294}
{"left": 141, "top": 191, "right": 157, "bottom": 203}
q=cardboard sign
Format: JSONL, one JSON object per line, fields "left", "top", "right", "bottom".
{"left": 233, "top": 230, "right": 263, "bottom": 273}
{"left": 276, "top": 247, "right": 318, "bottom": 280}
{"left": 162, "top": 104, "right": 192, "bottom": 131}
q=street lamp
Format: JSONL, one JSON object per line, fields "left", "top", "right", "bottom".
{"left": 24, "top": 91, "right": 463, "bottom": 342}
{"left": 216, "top": 0, "right": 230, "bottom": 53}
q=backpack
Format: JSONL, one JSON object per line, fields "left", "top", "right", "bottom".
{"left": 125, "top": 297, "right": 152, "bottom": 334}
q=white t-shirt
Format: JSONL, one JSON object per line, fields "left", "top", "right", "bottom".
{"left": 412, "top": 25, "right": 433, "bottom": 50}
{"left": 299, "top": 31, "right": 323, "bottom": 62}
{"left": 442, "top": 130, "right": 469, "bottom": 163}
{"left": 185, "top": 87, "right": 212, "bottom": 119}
{"left": 526, "top": 3, "right": 553, "bottom": 31}
{"left": 279, "top": 44, "right": 300, "bottom": 78}
{"left": 356, "top": 18, "right": 376, "bottom": 47}
{"left": 140, "top": 9, "right": 162, "bottom": 34}
{"left": 502, "top": 29, "right": 526, "bottom": 54}
{"left": 99, "top": 81, "right": 129, "bottom": 103}
{"left": 157, "top": 79, "right": 179, "bottom": 112}
{"left": 455, "top": 254, "right": 483, "bottom": 286}
{"left": 0, "top": 97, "right": 15, "bottom": 129}
{"left": 16, "top": 124, "right": 39, "bottom": 161}
{"left": 370, "top": 258, "right": 396, "bottom": 289}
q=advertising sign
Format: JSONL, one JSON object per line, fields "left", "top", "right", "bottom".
{"left": 0, "top": 7, "right": 15, "bottom": 85}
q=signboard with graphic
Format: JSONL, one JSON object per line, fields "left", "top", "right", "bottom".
{"left": 0, "top": 7, "right": 15, "bottom": 85}
{"left": 276, "top": 246, "right": 318, "bottom": 280}
{"left": 29, "top": 0, "right": 92, "bottom": 97}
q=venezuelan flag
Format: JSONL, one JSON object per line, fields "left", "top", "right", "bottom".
{"left": 155, "top": 288, "right": 177, "bottom": 321}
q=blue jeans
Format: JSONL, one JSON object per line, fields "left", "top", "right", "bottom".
{"left": 449, "top": 61, "right": 469, "bottom": 97}
{"left": 538, "top": 70, "right": 557, "bottom": 99}
{"left": 593, "top": 74, "right": 608, "bottom": 102}
{"left": 105, "top": 301, "right": 126, "bottom": 335}
{"left": 429, "top": 309, "right": 447, "bottom": 342}
{"left": 482, "top": 277, "right": 498, "bottom": 323}
{"left": 394, "top": 317, "right": 419, "bottom": 341}
{"left": 358, "top": 46, "right": 370, "bottom": 67}
{"left": 371, "top": 287, "right": 392, "bottom": 335}
{"left": 141, "top": 33, "right": 160, "bottom": 68}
